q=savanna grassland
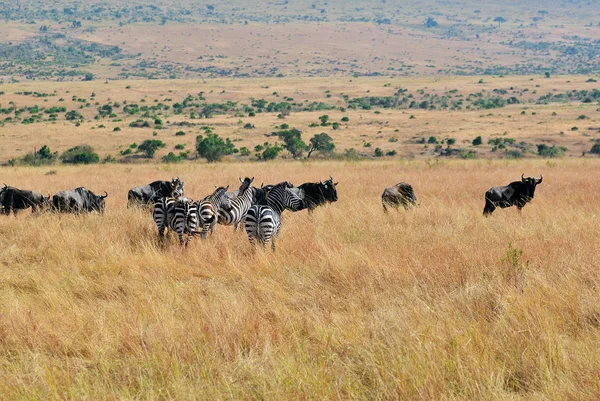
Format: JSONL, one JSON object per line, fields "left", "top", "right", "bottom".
{"left": 1, "top": 160, "right": 599, "bottom": 399}
{"left": 1, "top": 0, "right": 600, "bottom": 399}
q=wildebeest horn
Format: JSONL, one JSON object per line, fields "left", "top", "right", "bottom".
{"left": 239, "top": 177, "right": 243, "bottom": 183}
{"left": 329, "top": 175, "right": 333, "bottom": 181}
{"left": 521, "top": 174, "right": 525, "bottom": 181}
{"left": 101, "top": 191, "right": 108, "bottom": 198}
{"left": 538, "top": 175, "right": 543, "bottom": 183}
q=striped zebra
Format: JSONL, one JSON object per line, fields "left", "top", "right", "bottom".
{"left": 196, "top": 186, "right": 230, "bottom": 239}
{"left": 218, "top": 177, "right": 258, "bottom": 231}
{"left": 244, "top": 181, "right": 305, "bottom": 251}
{"left": 153, "top": 196, "right": 199, "bottom": 246}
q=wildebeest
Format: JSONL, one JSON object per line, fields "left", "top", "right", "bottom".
{"left": 52, "top": 187, "right": 108, "bottom": 213}
{"left": 127, "top": 177, "right": 184, "bottom": 208}
{"left": 382, "top": 182, "right": 417, "bottom": 213}
{"left": 292, "top": 176, "right": 338, "bottom": 212}
{"left": 483, "top": 174, "right": 543, "bottom": 216}
{"left": 0, "top": 184, "right": 50, "bottom": 215}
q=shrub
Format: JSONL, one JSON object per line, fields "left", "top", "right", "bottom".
{"left": 275, "top": 128, "right": 307, "bottom": 158}
{"left": 589, "top": 141, "right": 600, "bottom": 155}
{"left": 537, "top": 144, "right": 567, "bottom": 158}
{"left": 196, "top": 133, "right": 237, "bottom": 162}
{"left": 447, "top": 138, "right": 456, "bottom": 146}
{"left": 174, "top": 144, "right": 185, "bottom": 150}
{"left": 261, "top": 146, "right": 282, "bottom": 161}
{"left": 386, "top": 150, "right": 397, "bottom": 156}
{"left": 61, "top": 145, "right": 100, "bottom": 164}
{"left": 65, "top": 110, "right": 83, "bottom": 120}
{"left": 162, "top": 152, "right": 183, "bottom": 163}
{"left": 138, "top": 140, "right": 166, "bottom": 158}
{"left": 175, "top": 131, "right": 186, "bottom": 136}
{"left": 113, "top": 127, "right": 121, "bottom": 131}
{"left": 239, "top": 147, "right": 251, "bottom": 156}
{"left": 472, "top": 136, "right": 483, "bottom": 146}
{"left": 129, "top": 119, "right": 150, "bottom": 128}
{"left": 374, "top": 148, "right": 384, "bottom": 157}
{"left": 428, "top": 136, "right": 438, "bottom": 144}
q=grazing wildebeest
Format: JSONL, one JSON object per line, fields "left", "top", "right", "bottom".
{"left": 52, "top": 187, "right": 108, "bottom": 213}
{"left": 382, "top": 182, "right": 417, "bottom": 213}
{"left": 483, "top": 174, "right": 543, "bottom": 216}
{"left": 292, "top": 176, "right": 338, "bottom": 212}
{"left": 0, "top": 184, "right": 51, "bottom": 215}
{"left": 127, "top": 177, "right": 184, "bottom": 208}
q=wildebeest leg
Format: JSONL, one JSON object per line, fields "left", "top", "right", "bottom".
{"left": 483, "top": 201, "right": 495, "bottom": 216}
{"left": 382, "top": 201, "right": 389, "bottom": 214}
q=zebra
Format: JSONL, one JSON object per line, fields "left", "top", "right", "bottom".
{"left": 153, "top": 196, "right": 199, "bottom": 246}
{"left": 196, "top": 186, "right": 231, "bottom": 239}
{"left": 244, "top": 181, "right": 305, "bottom": 251}
{"left": 218, "top": 177, "right": 260, "bottom": 232}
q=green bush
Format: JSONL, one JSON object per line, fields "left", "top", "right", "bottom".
{"left": 196, "top": 133, "right": 237, "bottom": 162}
{"left": 374, "top": 148, "right": 384, "bottom": 157}
{"left": 589, "top": 141, "right": 600, "bottom": 155}
{"left": 138, "top": 140, "right": 166, "bottom": 158}
{"left": 261, "top": 146, "right": 282, "bottom": 161}
{"left": 61, "top": 145, "right": 100, "bottom": 164}
{"left": 240, "top": 147, "right": 251, "bottom": 156}
{"left": 537, "top": 144, "right": 567, "bottom": 158}
{"left": 472, "top": 136, "right": 483, "bottom": 146}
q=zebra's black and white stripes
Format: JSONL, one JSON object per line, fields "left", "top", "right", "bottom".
{"left": 197, "top": 186, "right": 230, "bottom": 238}
{"left": 245, "top": 181, "right": 305, "bottom": 251}
{"left": 153, "top": 196, "right": 199, "bottom": 246}
{"left": 219, "top": 177, "right": 256, "bottom": 231}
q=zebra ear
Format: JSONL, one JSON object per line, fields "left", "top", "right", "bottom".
{"left": 224, "top": 185, "right": 230, "bottom": 191}
{"left": 250, "top": 177, "right": 255, "bottom": 184}
{"left": 239, "top": 177, "right": 243, "bottom": 183}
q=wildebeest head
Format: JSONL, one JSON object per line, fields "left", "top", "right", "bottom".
{"left": 95, "top": 191, "right": 109, "bottom": 212}
{"left": 238, "top": 177, "right": 255, "bottom": 193}
{"left": 170, "top": 177, "right": 185, "bottom": 198}
{"left": 521, "top": 174, "right": 543, "bottom": 186}
{"left": 320, "top": 176, "right": 339, "bottom": 202}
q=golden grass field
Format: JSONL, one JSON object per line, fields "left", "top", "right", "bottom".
{"left": 1, "top": 159, "right": 599, "bottom": 399}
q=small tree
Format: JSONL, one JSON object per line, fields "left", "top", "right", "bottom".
{"left": 261, "top": 146, "right": 282, "bottom": 161}
{"left": 494, "top": 16, "right": 507, "bottom": 27}
{"left": 472, "top": 136, "right": 483, "bottom": 146}
{"left": 319, "top": 115, "right": 330, "bottom": 126}
{"left": 589, "top": 140, "right": 600, "bottom": 155}
{"left": 138, "top": 140, "right": 166, "bottom": 158}
{"left": 276, "top": 128, "right": 307, "bottom": 158}
{"left": 307, "top": 133, "right": 335, "bottom": 158}
{"left": 196, "top": 133, "right": 237, "bottom": 162}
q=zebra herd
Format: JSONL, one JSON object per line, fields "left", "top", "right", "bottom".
{"left": 144, "top": 177, "right": 337, "bottom": 251}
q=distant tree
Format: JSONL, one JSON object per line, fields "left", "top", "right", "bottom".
{"left": 494, "top": 16, "right": 507, "bottom": 27}
{"left": 138, "top": 140, "right": 166, "bottom": 158}
{"left": 195, "top": 133, "right": 237, "bottom": 162}
{"left": 307, "top": 133, "right": 335, "bottom": 158}
{"left": 425, "top": 17, "right": 438, "bottom": 28}
{"left": 472, "top": 136, "right": 483, "bottom": 146}
{"left": 276, "top": 128, "right": 307, "bottom": 158}
{"left": 261, "top": 146, "right": 282, "bottom": 161}
{"left": 65, "top": 110, "right": 83, "bottom": 120}
{"left": 319, "top": 115, "right": 330, "bottom": 126}
{"left": 590, "top": 141, "right": 600, "bottom": 155}
{"left": 39, "top": 25, "right": 48, "bottom": 32}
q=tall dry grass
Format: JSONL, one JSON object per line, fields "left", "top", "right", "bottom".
{"left": 0, "top": 159, "right": 599, "bottom": 400}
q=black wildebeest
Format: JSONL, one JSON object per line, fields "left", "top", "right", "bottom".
{"left": 0, "top": 184, "right": 51, "bottom": 215}
{"left": 483, "top": 174, "right": 543, "bottom": 216}
{"left": 127, "top": 177, "right": 184, "bottom": 208}
{"left": 382, "top": 182, "right": 417, "bottom": 213}
{"left": 292, "top": 176, "right": 338, "bottom": 212}
{"left": 53, "top": 187, "right": 108, "bottom": 213}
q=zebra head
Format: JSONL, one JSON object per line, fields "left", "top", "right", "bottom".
{"left": 266, "top": 181, "right": 305, "bottom": 213}
{"left": 210, "top": 185, "right": 232, "bottom": 211}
